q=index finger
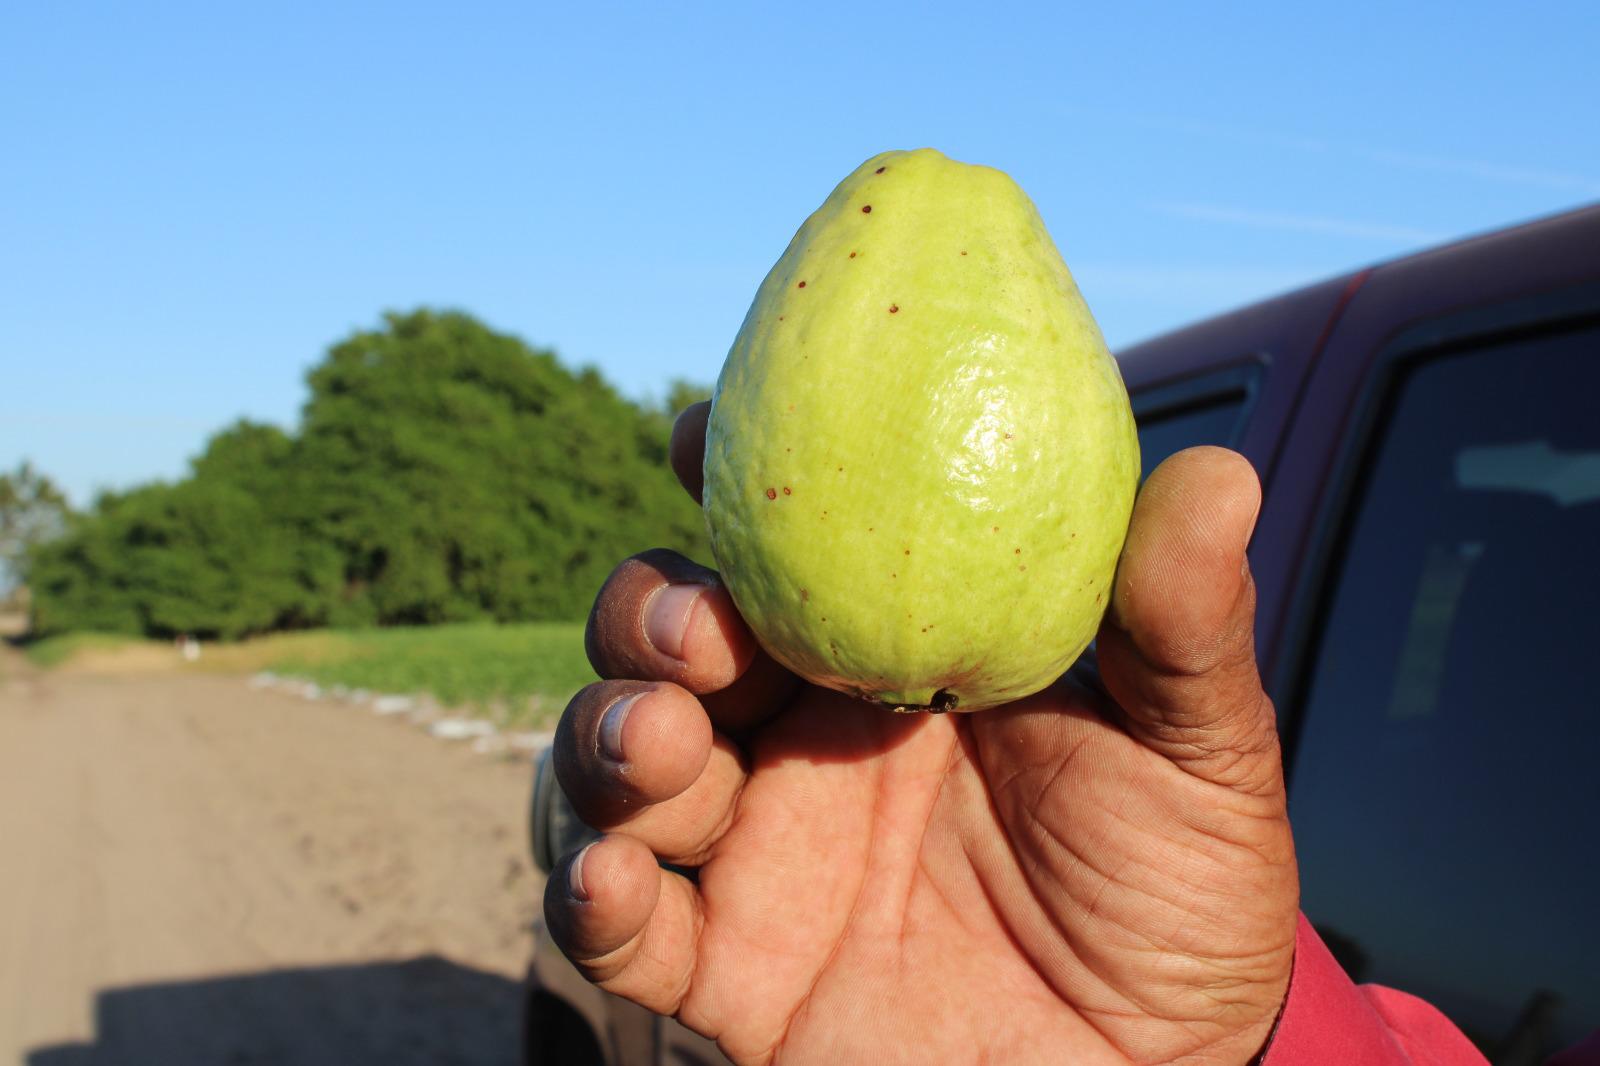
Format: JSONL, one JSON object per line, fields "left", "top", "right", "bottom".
{"left": 669, "top": 400, "right": 711, "bottom": 505}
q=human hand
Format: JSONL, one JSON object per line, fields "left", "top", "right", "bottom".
{"left": 545, "top": 402, "right": 1298, "bottom": 1066}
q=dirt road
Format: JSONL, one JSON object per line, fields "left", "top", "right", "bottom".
{"left": 0, "top": 642, "right": 543, "bottom": 1065}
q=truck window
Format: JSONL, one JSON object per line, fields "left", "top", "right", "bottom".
{"left": 1285, "top": 319, "right": 1600, "bottom": 1060}
{"left": 1134, "top": 396, "right": 1246, "bottom": 480}
{"left": 1130, "top": 364, "right": 1258, "bottom": 480}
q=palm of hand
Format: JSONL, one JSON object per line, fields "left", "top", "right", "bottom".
{"left": 546, "top": 441, "right": 1298, "bottom": 1066}
{"left": 671, "top": 682, "right": 1293, "bottom": 1066}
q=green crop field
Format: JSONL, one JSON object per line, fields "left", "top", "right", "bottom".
{"left": 26, "top": 622, "right": 594, "bottom": 729}
{"left": 269, "top": 623, "right": 593, "bottom": 726}
{"left": 23, "top": 632, "right": 145, "bottom": 668}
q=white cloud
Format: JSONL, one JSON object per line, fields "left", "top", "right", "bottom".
{"left": 1058, "top": 103, "right": 1600, "bottom": 197}
{"left": 1357, "top": 148, "right": 1600, "bottom": 197}
{"left": 1149, "top": 201, "right": 1448, "bottom": 244}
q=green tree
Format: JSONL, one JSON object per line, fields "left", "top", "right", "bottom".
{"left": 28, "top": 475, "right": 325, "bottom": 640}
{"left": 0, "top": 461, "right": 72, "bottom": 601}
{"left": 662, "top": 379, "right": 714, "bottom": 419}
{"left": 188, "top": 420, "right": 346, "bottom": 628}
{"left": 297, "top": 309, "right": 709, "bottom": 625}
{"left": 30, "top": 418, "right": 352, "bottom": 639}
{"left": 27, "top": 308, "right": 711, "bottom": 637}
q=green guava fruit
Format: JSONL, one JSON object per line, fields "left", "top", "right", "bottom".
{"left": 703, "top": 148, "right": 1139, "bottom": 712}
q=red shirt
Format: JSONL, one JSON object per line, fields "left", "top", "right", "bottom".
{"left": 1262, "top": 916, "right": 1598, "bottom": 1065}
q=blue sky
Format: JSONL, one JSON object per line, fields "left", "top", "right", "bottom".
{"left": 3, "top": 1, "right": 1597, "bottom": 504}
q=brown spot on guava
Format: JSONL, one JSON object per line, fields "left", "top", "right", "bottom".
{"left": 765, "top": 488, "right": 777, "bottom": 500}
{"left": 849, "top": 251, "right": 857, "bottom": 258}
{"left": 1014, "top": 548, "right": 1021, "bottom": 554}
{"left": 960, "top": 250, "right": 967, "bottom": 256}
{"left": 861, "top": 205, "right": 872, "bottom": 214}
{"left": 875, "top": 166, "right": 886, "bottom": 174}
{"left": 797, "top": 280, "right": 807, "bottom": 288}
{"left": 800, "top": 589, "right": 809, "bottom": 602}
{"left": 782, "top": 486, "right": 791, "bottom": 495}
{"left": 889, "top": 304, "right": 899, "bottom": 313}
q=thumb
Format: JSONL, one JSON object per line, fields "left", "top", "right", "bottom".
{"left": 1094, "top": 446, "right": 1283, "bottom": 797}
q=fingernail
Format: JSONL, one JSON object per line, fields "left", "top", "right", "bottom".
{"left": 568, "top": 841, "right": 596, "bottom": 901}
{"left": 644, "top": 583, "right": 706, "bottom": 660}
{"left": 599, "top": 693, "right": 639, "bottom": 764}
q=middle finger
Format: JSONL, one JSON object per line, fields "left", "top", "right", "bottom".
{"left": 555, "top": 679, "right": 749, "bottom": 866}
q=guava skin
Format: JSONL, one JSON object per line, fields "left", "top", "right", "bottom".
{"left": 703, "top": 148, "right": 1139, "bottom": 711}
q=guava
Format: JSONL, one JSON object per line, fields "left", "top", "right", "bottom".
{"left": 703, "top": 148, "right": 1138, "bottom": 712}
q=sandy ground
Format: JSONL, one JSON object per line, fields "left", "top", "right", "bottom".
{"left": 0, "top": 638, "right": 543, "bottom": 1066}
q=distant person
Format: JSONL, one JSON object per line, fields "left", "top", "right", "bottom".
{"left": 177, "top": 633, "right": 200, "bottom": 663}
{"left": 545, "top": 408, "right": 1566, "bottom": 1064}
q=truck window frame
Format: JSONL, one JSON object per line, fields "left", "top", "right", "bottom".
{"left": 1128, "top": 359, "right": 1265, "bottom": 472}
{"left": 1130, "top": 359, "right": 1263, "bottom": 434}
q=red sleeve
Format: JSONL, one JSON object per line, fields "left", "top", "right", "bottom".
{"left": 1259, "top": 914, "right": 1488, "bottom": 1065}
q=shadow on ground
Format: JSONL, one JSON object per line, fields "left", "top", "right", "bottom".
{"left": 26, "top": 956, "right": 524, "bottom": 1066}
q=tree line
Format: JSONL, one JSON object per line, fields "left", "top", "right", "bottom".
{"left": 11, "top": 309, "right": 711, "bottom": 639}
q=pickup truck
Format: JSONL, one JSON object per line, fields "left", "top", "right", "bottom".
{"left": 525, "top": 203, "right": 1600, "bottom": 1066}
